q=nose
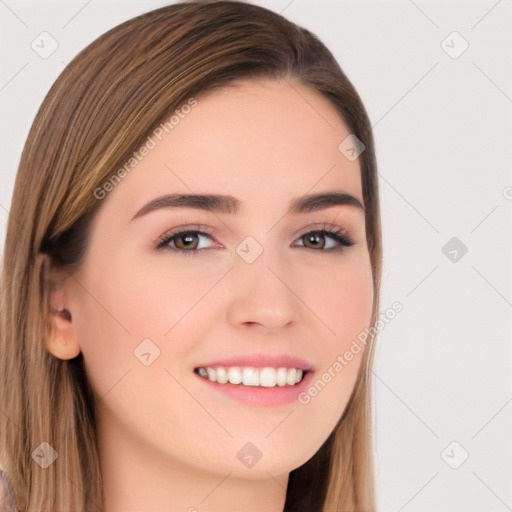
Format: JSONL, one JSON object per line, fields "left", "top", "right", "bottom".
{"left": 225, "top": 246, "right": 301, "bottom": 332}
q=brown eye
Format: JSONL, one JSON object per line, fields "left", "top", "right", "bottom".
{"left": 156, "top": 227, "right": 217, "bottom": 255}
{"left": 295, "top": 229, "right": 354, "bottom": 252}
{"left": 302, "top": 231, "right": 326, "bottom": 249}
{"left": 174, "top": 232, "right": 200, "bottom": 250}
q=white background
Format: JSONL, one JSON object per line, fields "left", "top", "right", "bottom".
{"left": 1, "top": 1, "right": 511, "bottom": 510}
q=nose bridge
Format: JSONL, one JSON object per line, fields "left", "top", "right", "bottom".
{"left": 226, "top": 234, "right": 301, "bottom": 330}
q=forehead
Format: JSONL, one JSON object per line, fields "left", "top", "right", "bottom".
{"left": 102, "top": 78, "right": 363, "bottom": 218}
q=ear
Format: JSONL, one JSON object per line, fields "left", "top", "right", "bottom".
{"left": 44, "top": 261, "right": 81, "bottom": 360}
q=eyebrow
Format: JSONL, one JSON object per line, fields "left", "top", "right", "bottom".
{"left": 130, "top": 191, "right": 364, "bottom": 221}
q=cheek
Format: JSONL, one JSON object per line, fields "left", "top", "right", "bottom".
{"left": 299, "top": 254, "right": 374, "bottom": 344}
{"left": 72, "top": 251, "right": 215, "bottom": 392}
{"left": 77, "top": 248, "right": 210, "bottom": 337}
{"left": 108, "top": 253, "right": 223, "bottom": 334}
{"left": 285, "top": 254, "right": 373, "bottom": 430}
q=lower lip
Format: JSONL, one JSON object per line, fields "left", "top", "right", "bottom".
{"left": 195, "top": 370, "right": 314, "bottom": 407}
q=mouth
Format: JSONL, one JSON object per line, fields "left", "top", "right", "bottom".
{"left": 194, "top": 366, "right": 308, "bottom": 387}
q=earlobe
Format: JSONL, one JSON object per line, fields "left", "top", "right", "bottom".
{"left": 44, "top": 267, "right": 81, "bottom": 360}
{"left": 45, "top": 306, "right": 81, "bottom": 360}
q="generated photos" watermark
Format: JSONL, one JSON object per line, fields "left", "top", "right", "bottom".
{"left": 298, "top": 301, "right": 403, "bottom": 405}
{"left": 94, "top": 97, "right": 198, "bottom": 200}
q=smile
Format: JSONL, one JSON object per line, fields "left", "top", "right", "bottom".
{"left": 194, "top": 366, "right": 305, "bottom": 387}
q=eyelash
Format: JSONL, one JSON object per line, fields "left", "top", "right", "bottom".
{"left": 155, "top": 222, "right": 355, "bottom": 257}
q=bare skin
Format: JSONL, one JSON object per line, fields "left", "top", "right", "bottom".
{"left": 46, "top": 78, "right": 373, "bottom": 511}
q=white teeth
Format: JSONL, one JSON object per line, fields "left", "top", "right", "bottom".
{"left": 206, "top": 367, "right": 216, "bottom": 382}
{"left": 196, "top": 366, "right": 306, "bottom": 387}
{"left": 286, "top": 368, "right": 296, "bottom": 386}
{"left": 216, "top": 367, "right": 228, "bottom": 384}
{"left": 276, "top": 367, "right": 287, "bottom": 386}
{"left": 242, "top": 367, "right": 259, "bottom": 386}
{"left": 228, "top": 367, "right": 242, "bottom": 385}
{"left": 259, "top": 367, "right": 277, "bottom": 387}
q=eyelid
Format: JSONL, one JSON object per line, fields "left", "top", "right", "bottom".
{"left": 155, "top": 220, "right": 355, "bottom": 251}
{"left": 292, "top": 221, "right": 350, "bottom": 239}
{"left": 292, "top": 222, "right": 355, "bottom": 249}
{"left": 154, "top": 223, "right": 219, "bottom": 248}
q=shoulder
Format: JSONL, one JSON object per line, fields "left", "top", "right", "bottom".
{"left": 0, "top": 469, "right": 19, "bottom": 511}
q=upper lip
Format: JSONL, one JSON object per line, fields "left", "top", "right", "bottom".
{"left": 195, "top": 354, "right": 313, "bottom": 372}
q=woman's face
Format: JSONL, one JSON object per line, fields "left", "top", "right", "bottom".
{"left": 63, "top": 78, "right": 373, "bottom": 480}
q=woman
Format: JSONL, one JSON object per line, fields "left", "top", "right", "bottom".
{"left": 0, "top": 1, "right": 382, "bottom": 510}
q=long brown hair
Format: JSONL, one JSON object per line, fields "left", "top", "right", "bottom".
{"left": 0, "top": 1, "right": 382, "bottom": 510}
